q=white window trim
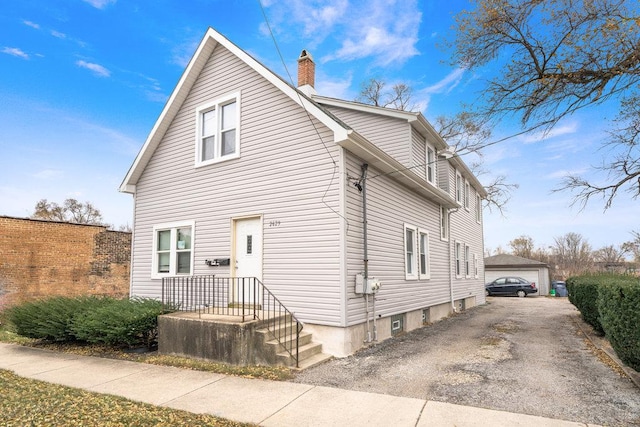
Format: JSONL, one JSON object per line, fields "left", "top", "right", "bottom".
{"left": 464, "top": 244, "right": 471, "bottom": 278}
{"left": 404, "top": 224, "right": 418, "bottom": 280}
{"left": 464, "top": 180, "right": 471, "bottom": 211}
{"left": 426, "top": 144, "right": 437, "bottom": 186}
{"left": 440, "top": 206, "right": 449, "bottom": 241}
{"left": 195, "top": 91, "right": 241, "bottom": 167}
{"left": 474, "top": 254, "right": 479, "bottom": 278}
{"left": 476, "top": 193, "right": 482, "bottom": 224}
{"left": 455, "top": 171, "right": 463, "bottom": 203}
{"left": 455, "top": 241, "right": 462, "bottom": 278}
{"left": 418, "top": 229, "right": 431, "bottom": 280}
{"left": 151, "top": 220, "right": 195, "bottom": 279}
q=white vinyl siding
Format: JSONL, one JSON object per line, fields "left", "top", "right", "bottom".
{"left": 345, "top": 152, "right": 454, "bottom": 324}
{"left": 131, "top": 44, "right": 343, "bottom": 325}
{"left": 325, "top": 106, "right": 412, "bottom": 167}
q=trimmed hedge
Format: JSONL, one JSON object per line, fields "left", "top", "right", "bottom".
{"left": 566, "top": 276, "right": 604, "bottom": 334}
{"left": 71, "top": 298, "right": 165, "bottom": 348}
{"left": 567, "top": 274, "right": 640, "bottom": 371}
{"left": 5, "top": 296, "right": 170, "bottom": 349}
{"left": 6, "top": 296, "right": 111, "bottom": 342}
{"left": 597, "top": 281, "right": 640, "bottom": 371}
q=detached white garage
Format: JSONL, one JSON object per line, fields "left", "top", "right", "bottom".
{"left": 484, "top": 254, "right": 551, "bottom": 296}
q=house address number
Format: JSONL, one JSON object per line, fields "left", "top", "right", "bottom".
{"left": 269, "top": 220, "right": 281, "bottom": 227}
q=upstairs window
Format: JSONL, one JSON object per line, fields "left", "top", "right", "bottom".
{"left": 455, "top": 172, "right": 463, "bottom": 203}
{"left": 426, "top": 145, "right": 437, "bottom": 185}
{"left": 476, "top": 193, "right": 482, "bottom": 223}
{"left": 464, "top": 180, "right": 471, "bottom": 210}
{"left": 196, "top": 92, "right": 240, "bottom": 166}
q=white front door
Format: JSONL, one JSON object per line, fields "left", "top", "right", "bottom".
{"left": 234, "top": 217, "right": 262, "bottom": 303}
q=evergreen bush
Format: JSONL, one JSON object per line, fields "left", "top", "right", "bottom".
{"left": 566, "top": 276, "right": 604, "bottom": 334}
{"left": 597, "top": 278, "right": 640, "bottom": 371}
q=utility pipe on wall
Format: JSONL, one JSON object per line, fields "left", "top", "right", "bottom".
{"left": 360, "top": 163, "right": 372, "bottom": 343}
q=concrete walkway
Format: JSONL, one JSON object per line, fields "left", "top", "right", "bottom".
{"left": 0, "top": 343, "right": 600, "bottom": 427}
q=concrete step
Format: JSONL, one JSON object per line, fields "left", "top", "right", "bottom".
{"left": 275, "top": 341, "right": 323, "bottom": 367}
{"left": 293, "top": 351, "right": 334, "bottom": 371}
{"left": 258, "top": 328, "right": 313, "bottom": 348}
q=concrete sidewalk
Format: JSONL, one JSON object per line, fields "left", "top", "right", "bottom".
{"left": 0, "top": 343, "right": 599, "bottom": 427}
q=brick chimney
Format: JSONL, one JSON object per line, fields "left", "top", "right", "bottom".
{"left": 297, "top": 49, "right": 316, "bottom": 95}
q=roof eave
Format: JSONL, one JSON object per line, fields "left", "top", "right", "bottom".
{"left": 339, "top": 131, "right": 459, "bottom": 208}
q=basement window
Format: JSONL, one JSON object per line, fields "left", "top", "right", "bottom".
{"left": 391, "top": 313, "right": 405, "bottom": 336}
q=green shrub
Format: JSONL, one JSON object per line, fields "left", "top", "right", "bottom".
{"left": 597, "top": 279, "right": 640, "bottom": 371}
{"left": 70, "top": 298, "right": 165, "bottom": 349}
{"left": 566, "top": 276, "right": 604, "bottom": 334}
{"left": 5, "top": 296, "right": 110, "bottom": 342}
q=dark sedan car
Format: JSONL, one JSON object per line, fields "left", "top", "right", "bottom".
{"left": 485, "top": 276, "right": 537, "bottom": 297}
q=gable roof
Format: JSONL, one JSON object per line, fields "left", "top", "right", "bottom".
{"left": 484, "top": 254, "right": 549, "bottom": 268}
{"left": 119, "top": 27, "right": 350, "bottom": 194}
{"left": 118, "top": 27, "right": 461, "bottom": 208}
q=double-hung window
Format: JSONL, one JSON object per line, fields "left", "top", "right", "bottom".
{"left": 464, "top": 244, "right": 471, "bottom": 277}
{"left": 196, "top": 92, "right": 240, "bottom": 166}
{"left": 426, "top": 145, "right": 437, "bottom": 185}
{"left": 476, "top": 193, "right": 482, "bottom": 223}
{"left": 440, "top": 206, "right": 449, "bottom": 241}
{"left": 419, "top": 230, "right": 430, "bottom": 279}
{"left": 455, "top": 242, "right": 461, "bottom": 277}
{"left": 152, "top": 221, "right": 195, "bottom": 278}
{"left": 404, "top": 224, "right": 418, "bottom": 280}
{"left": 464, "top": 181, "right": 470, "bottom": 210}
{"left": 455, "top": 172, "right": 463, "bottom": 203}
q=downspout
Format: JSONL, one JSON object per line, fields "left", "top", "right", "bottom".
{"left": 360, "top": 164, "right": 372, "bottom": 343}
{"left": 448, "top": 208, "right": 456, "bottom": 313}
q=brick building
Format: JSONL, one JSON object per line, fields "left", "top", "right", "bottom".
{"left": 0, "top": 216, "right": 131, "bottom": 311}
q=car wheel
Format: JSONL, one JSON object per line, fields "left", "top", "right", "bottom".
{"left": 517, "top": 290, "right": 526, "bottom": 298}
{"left": 485, "top": 289, "right": 490, "bottom": 297}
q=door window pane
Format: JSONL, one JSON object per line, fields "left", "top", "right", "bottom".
{"left": 246, "top": 235, "right": 253, "bottom": 255}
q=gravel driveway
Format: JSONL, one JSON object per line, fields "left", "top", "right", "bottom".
{"left": 293, "top": 297, "right": 640, "bottom": 426}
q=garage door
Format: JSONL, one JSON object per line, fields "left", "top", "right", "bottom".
{"left": 485, "top": 269, "right": 539, "bottom": 286}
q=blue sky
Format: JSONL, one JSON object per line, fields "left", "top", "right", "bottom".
{"left": 1, "top": 0, "right": 637, "bottom": 253}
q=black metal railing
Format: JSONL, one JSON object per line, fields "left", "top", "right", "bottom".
{"left": 161, "top": 276, "right": 303, "bottom": 367}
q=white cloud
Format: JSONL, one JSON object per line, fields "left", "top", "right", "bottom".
{"left": 23, "top": 20, "right": 40, "bottom": 29}
{"left": 82, "top": 0, "right": 116, "bottom": 9}
{"left": 520, "top": 122, "right": 579, "bottom": 144}
{"left": 170, "top": 37, "right": 200, "bottom": 68}
{"left": 316, "top": 73, "right": 353, "bottom": 99}
{"left": 265, "top": 0, "right": 421, "bottom": 67}
{"left": 2, "top": 47, "right": 29, "bottom": 60}
{"left": 50, "top": 30, "right": 67, "bottom": 39}
{"left": 422, "top": 68, "right": 466, "bottom": 94}
{"left": 33, "top": 169, "right": 63, "bottom": 180}
{"left": 76, "top": 60, "right": 111, "bottom": 77}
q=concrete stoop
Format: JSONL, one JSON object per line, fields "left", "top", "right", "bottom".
{"left": 158, "top": 312, "right": 331, "bottom": 370}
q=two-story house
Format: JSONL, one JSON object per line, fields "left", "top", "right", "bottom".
{"left": 120, "top": 27, "right": 487, "bottom": 360}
